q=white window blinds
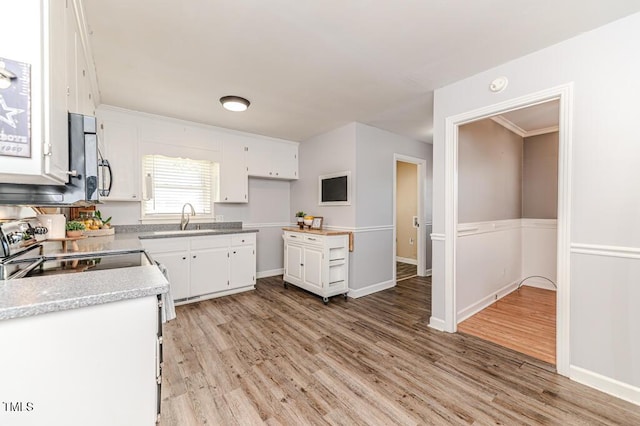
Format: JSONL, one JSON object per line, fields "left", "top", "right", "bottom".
{"left": 142, "top": 154, "right": 218, "bottom": 216}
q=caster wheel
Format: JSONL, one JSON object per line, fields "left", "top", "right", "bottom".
{"left": 343, "top": 293, "right": 348, "bottom": 301}
{"left": 283, "top": 282, "right": 288, "bottom": 289}
{"left": 322, "top": 297, "right": 329, "bottom": 305}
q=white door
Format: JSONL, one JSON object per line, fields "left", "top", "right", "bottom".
{"left": 285, "top": 244, "right": 303, "bottom": 284}
{"left": 151, "top": 252, "right": 190, "bottom": 301}
{"left": 190, "top": 247, "right": 229, "bottom": 297}
{"left": 303, "top": 247, "right": 323, "bottom": 290}
{"left": 230, "top": 245, "right": 255, "bottom": 288}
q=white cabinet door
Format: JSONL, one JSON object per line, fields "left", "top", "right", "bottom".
{"left": 246, "top": 141, "right": 298, "bottom": 180}
{"left": 190, "top": 247, "right": 229, "bottom": 296}
{"left": 285, "top": 243, "right": 304, "bottom": 285}
{"left": 43, "top": 0, "right": 70, "bottom": 183}
{"left": 99, "top": 119, "right": 140, "bottom": 201}
{"left": 217, "top": 141, "right": 248, "bottom": 203}
{"left": 303, "top": 247, "right": 324, "bottom": 290}
{"left": 230, "top": 245, "right": 255, "bottom": 289}
{"left": 246, "top": 142, "right": 271, "bottom": 177}
{"left": 149, "top": 251, "right": 190, "bottom": 301}
{"left": 272, "top": 143, "right": 298, "bottom": 179}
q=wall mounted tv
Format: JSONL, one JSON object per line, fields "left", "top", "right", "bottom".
{"left": 319, "top": 171, "right": 351, "bottom": 206}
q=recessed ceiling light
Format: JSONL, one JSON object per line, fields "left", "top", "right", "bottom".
{"left": 220, "top": 96, "right": 250, "bottom": 112}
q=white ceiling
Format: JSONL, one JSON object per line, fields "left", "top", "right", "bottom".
{"left": 83, "top": 1, "right": 640, "bottom": 143}
{"left": 502, "top": 101, "right": 559, "bottom": 131}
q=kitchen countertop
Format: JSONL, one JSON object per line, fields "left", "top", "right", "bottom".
{"left": 0, "top": 265, "right": 168, "bottom": 321}
{"left": 0, "top": 226, "right": 259, "bottom": 321}
{"left": 282, "top": 226, "right": 351, "bottom": 236}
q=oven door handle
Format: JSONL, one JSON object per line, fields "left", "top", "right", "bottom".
{"left": 10, "top": 258, "right": 45, "bottom": 280}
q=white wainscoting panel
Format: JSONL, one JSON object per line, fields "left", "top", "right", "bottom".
{"left": 522, "top": 219, "right": 557, "bottom": 290}
{"left": 456, "top": 220, "right": 522, "bottom": 319}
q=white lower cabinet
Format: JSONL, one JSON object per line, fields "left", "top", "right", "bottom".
{"left": 0, "top": 296, "right": 161, "bottom": 426}
{"left": 142, "top": 232, "right": 256, "bottom": 304}
{"left": 283, "top": 230, "right": 349, "bottom": 304}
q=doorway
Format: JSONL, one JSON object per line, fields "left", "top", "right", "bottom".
{"left": 454, "top": 101, "right": 560, "bottom": 364}
{"left": 393, "top": 154, "right": 428, "bottom": 282}
{"left": 442, "top": 84, "right": 573, "bottom": 375}
{"left": 396, "top": 161, "right": 418, "bottom": 281}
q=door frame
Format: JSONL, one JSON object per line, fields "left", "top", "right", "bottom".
{"left": 443, "top": 83, "right": 573, "bottom": 376}
{"left": 393, "top": 154, "right": 428, "bottom": 279}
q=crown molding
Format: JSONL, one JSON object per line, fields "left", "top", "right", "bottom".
{"left": 491, "top": 115, "right": 559, "bottom": 138}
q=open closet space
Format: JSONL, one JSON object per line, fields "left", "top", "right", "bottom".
{"left": 455, "top": 101, "right": 559, "bottom": 365}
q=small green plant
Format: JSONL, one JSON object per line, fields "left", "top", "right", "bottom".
{"left": 65, "top": 221, "right": 86, "bottom": 231}
{"left": 95, "top": 210, "right": 112, "bottom": 226}
{"left": 295, "top": 211, "right": 306, "bottom": 218}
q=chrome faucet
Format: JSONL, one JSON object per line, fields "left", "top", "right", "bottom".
{"left": 180, "top": 203, "right": 196, "bottom": 230}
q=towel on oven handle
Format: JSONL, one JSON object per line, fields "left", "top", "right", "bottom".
{"left": 155, "top": 261, "right": 177, "bottom": 322}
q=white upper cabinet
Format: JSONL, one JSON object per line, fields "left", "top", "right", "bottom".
{"left": 98, "top": 117, "right": 140, "bottom": 201}
{"left": 246, "top": 140, "right": 298, "bottom": 180}
{"left": 0, "top": 0, "right": 97, "bottom": 185}
{"left": 216, "top": 139, "right": 248, "bottom": 203}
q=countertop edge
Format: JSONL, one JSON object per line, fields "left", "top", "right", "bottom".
{"left": 0, "top": 285, "right": 168, "bottom": 321}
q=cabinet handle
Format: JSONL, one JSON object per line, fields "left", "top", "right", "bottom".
{"left": 233, "top": 251, "right": 236, "bottom": 254}
{"left": 182, "top": 257, "right": 186, "bottom": 260}
{"left": 300, "top": 263, "right": 304, "bottom": 266}
{"left": 308, "top": 237, "right": 316, "bottom": 241}
{"left": 192, "top": 255, "right": 196, "bottom": 259}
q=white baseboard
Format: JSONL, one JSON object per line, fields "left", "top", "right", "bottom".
{"left": 457, "top": 279, "right": 520, "bottom": 323}
{"left": 348, "top": 279, "right": 395, "bottom": 299}
{"left": 520, "top": 277, "right": 557, "bottom": 291}
{"left": 570, "top": 365, "right": 640, "bottom": 406}
{"left": 257, "top": 268, "right": 284, "bottom": 279}
{"left": 423, "top": 268, "right": 432, "bottom": 277}
{"left": 428, "top": 316, "right": 447, "bottom": 332}
{"left": 174, "top": 285, "right": 255, "bottom": 306}
{"left": 396, "top": 256, "right": 417, "bottom": 265}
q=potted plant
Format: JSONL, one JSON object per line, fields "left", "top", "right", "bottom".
{"left": 295, "top": 211, "right": 306, "bottom": 229}
{"left": 65, "top": 220, "right": 85, "bottom": 238}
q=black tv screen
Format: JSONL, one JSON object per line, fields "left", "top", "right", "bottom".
{"left": 321, "top": 175, "right": 348, "bottom": 202}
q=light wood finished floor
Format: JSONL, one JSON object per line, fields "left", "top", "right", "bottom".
{"left": 458, "top": 286, "right": 556, "bottom": 364}
{"left": 159, "top": 276, "right": 640, "bottom": 425}
{"left": 396, "top": 261, "right": 417, "bottom": 281}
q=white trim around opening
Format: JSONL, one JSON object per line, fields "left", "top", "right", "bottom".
{"left": 443, "top": 83, "right": 573, "bottom": 377}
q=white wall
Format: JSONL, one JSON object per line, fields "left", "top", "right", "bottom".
{"left": 292, "top": 122, "right": 432, "bottom": 295}
{"left": 290, "top": 123, "right": 357, "bottom": 228}
{"left": 432, "top": 12, "right": 640, "bottom": 400}
{"left": 456, "top": 219, "right": 557, "bottom": 321}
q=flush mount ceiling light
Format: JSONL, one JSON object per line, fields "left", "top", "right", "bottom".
{"left": 220, "top": 96, "right": 250, "bottom": 112}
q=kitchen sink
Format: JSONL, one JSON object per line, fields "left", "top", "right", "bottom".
{"left": 151, "top": 229, "right": 221, "bottom": 236}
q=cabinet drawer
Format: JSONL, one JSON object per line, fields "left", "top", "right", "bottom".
{"left": 141, "top": 238, "right": 189, "bottom": 253}
{"left": 190, "top": 235, "right": 230, "bottom": 250}
{"left": 231, "top": 233, "right": 256, "bottom": 246}
{"left": 304, "top": 235, "right": 324, "bottom": 244}
{"left": 284, "top": 232, "right": 304, "bottom": 241}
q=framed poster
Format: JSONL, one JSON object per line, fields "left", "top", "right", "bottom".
{"left": 0, "top": 57, "right": 31, "bottom": 158}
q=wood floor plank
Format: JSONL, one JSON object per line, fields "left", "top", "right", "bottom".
{"left": 458, "top": 286, "right": 557, "bottom": 364}
{"left": 158, "top": 275, "right": 640, "bottom": 425}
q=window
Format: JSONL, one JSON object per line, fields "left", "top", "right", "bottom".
{"left": 142, "top": 154, "right": 219, "bottom": 218}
